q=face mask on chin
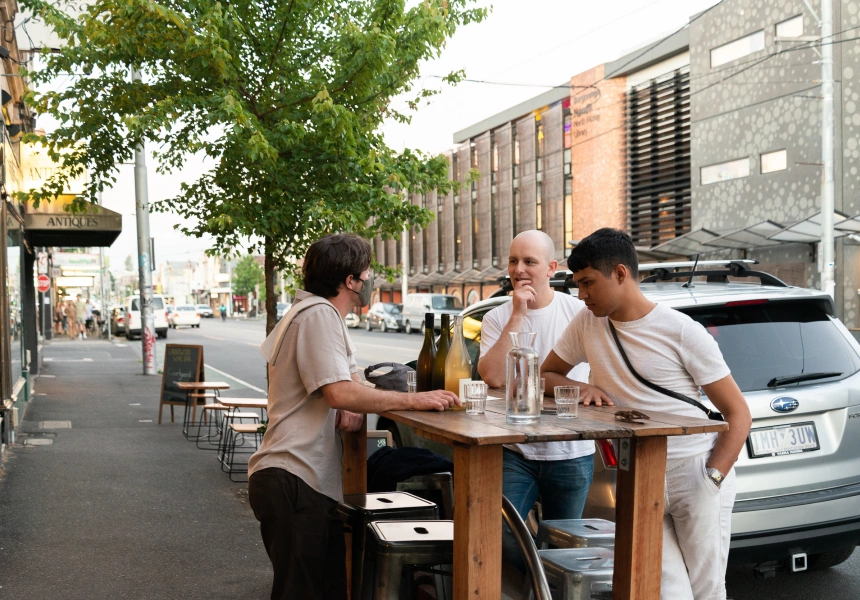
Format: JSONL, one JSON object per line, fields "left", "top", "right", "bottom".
{"left": 351, "top": 274, "right": 374, "bottom": 308}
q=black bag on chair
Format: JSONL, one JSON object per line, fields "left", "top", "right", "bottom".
{"left": 367, "top": 447, "right": 454, "bottom": 493}
{"left": 364, "top": 362, "right": 414, "bottom": 393}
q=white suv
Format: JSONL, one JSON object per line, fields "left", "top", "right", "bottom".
{"left": 125, "top": 294, "right": 169, "bottom": 340}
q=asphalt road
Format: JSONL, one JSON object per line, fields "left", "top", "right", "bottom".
{"left": 123, "top": 318, "right": 860, "bottom": 598}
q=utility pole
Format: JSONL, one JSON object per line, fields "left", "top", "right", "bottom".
{"left": 820, "top": 0, "right": 836, "bottom": 299}
{"left": 401, "top": 188, "right": 409, "bottom": 302}
{"left": 97, "top": 192, "right": 111, "bottom": 341}
{"left": 133, "top": 68, "right": 156, "bottom": 374}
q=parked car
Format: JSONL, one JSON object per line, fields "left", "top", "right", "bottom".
{"left": 276, "top": 302, "right": 289, "bottom": 320}
{"left": 110, "top": 306, "right": 126, "bottom": 336}
{"left": 365, "top": 302, "right": 403, "bottom": 332}
{"left": 401, "top": 293, "right": 463, "bottom": 334}
{"left": 376, "top": 260, "right": 860, "bottom": 572}
{"left": 345, "top": 311, "right": 360, "bottom": 328}
{"left": 125, "top": 294, "right": 169, "bottom": 339}
{"left": 197, "top": 304, "right": 214, "bottom": 318}
{"left": 169, "top": 304, "right": 202, "bottom": 329}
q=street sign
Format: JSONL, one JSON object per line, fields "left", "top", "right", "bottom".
{"left": 37, "top": 274, "right": 51, "bottom": 293}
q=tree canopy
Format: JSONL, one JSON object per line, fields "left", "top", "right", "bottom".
{"left": 232, "top": 255, "right": 264, "bottom": 299}
{"left": 20, "top": 0, "right": 487, "bottom": 332}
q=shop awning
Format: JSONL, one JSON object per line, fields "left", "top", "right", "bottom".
{"left": 23, "top": 198, "right": 122, "bottom": 247}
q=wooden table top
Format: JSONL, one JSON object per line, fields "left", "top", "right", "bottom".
{"left": 381, "top": 395, "right": 727, "bottom": 447}
{"left": 218, "top": 397, "right": 268, "bottom": 408}
{"left": 176, "top": 381, "right": 230, "bottom": 390}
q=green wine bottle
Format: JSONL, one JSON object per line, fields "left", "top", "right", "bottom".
{"left": 432, "top": 314, "right": 451, "bottom": 390}
{"left": 416, "top": 313, "right": 437, "bottom": 392}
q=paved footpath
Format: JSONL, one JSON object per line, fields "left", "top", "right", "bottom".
{"left": 0, "top": 339, "right": 271, "bottom": 599}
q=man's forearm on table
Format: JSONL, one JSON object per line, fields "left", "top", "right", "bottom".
{"left": 324, "top": 381, "right": 410, "bottom": 413}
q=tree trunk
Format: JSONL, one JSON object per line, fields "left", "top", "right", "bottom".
{"left": 265, "top": 236, "right": 278, "bottom": 336}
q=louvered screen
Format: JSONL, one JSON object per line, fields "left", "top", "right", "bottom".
{"left": 627, "top": 68, "right": 691, "bottom": 247}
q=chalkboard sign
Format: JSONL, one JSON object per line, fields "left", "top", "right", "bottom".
{"left": 158, "top": 344, "right": 204, "bottom": 424}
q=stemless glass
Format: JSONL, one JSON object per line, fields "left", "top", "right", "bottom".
{"left": 407, "top": 371, "right": 417, "bottom": 394}
{"left": 554, "top": 386, "right": 580, "bottom": 419}
{"left": 464, "top": 382, "right": 488, "bottom": 415}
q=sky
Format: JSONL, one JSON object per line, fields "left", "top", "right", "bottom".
{"left": 24, "top": 0, "right": 723, "bottom": 273}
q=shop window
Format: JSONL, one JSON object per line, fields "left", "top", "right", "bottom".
{"left": 701, "top": 158, "right": 751, "bottom": 185}
{"left": 711, "top": 30, "right": 764, "bottom": 68}
{"left": 761, "top": 149, "right": 787, "bottom": 174}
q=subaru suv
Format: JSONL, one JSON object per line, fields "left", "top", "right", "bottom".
{"left": 376, "top": 259, "right": 860, "bottom": 573}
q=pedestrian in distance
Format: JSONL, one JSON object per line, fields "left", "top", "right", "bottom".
{"left": 74, "top": 294, "right": 87, "bottom": 339}
{"left": 54, "top": 302, "right": 65, "bottom": 335}
{"left": 219, "top": 303, "right": 227, "bottom": 321}
{"left": 541, "top": 228, "right": 752, "bottom": 600}
{"left": 477, "top": 230, "right": 593, "bottom": 572}
{"left": 248, "top": 233, "right": 460, "bottom": 600}
{"left": 64, "top": 301, "right": 77, "bottom": 340}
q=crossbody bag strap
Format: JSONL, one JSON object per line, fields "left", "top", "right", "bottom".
{"left": 607, "top": 320, "right": 724, "bottom": 422}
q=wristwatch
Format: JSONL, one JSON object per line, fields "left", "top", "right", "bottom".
{"left": 706, "top": 467, "right": 725, "bottom": 488}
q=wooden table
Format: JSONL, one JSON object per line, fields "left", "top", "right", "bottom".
{"left": 342, "top": 396, "right": 727, "bottom": 600}
{"left": 176, "top": 381, "right": 230, "bottom": 435}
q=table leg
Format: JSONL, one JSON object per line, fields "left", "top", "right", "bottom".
{"left": 342, "top": 420, "right": 367, "bottom": 600}
{"left": 453, "top": 443, "right": 503, "bottom": 599}
{"left": 613, "top": 436, "right": 668, "bottom": 600}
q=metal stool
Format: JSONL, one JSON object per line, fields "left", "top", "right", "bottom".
{"left": 536, "top": 518, "right": 615, "bottom": 550}
{"left": 362, "top": 520, "right": 453, "bottom": 600}
{"left": 338, "top": 492, "right": 438, "bottom": 600}
{"left": 395, "top": 472, "right": 454, "bottom": 520}
{"left": 540, "top": 547, "right": 614, "bottom": 600}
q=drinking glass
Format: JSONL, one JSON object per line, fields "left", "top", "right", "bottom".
{"left": 554, "top": 386, "right": 580, "bottom": 419}
{"left": 464, "top": 382, "right": 488, "bottom": 415}
{"left": 407, "top": 371, "right": 417, "bottom": 394}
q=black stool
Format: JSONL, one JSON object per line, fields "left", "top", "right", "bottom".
{"left": 338, "top": 492, "right": 438, "bottom": 600}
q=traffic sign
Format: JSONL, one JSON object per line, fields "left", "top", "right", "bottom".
{"left": 37, "top": 274, "right": 51, "bottom": 294}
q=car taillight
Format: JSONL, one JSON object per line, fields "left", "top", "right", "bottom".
{"left": 173, "top": 313, "right": 179, "bottom": 318}
{"left": 596, "top": 439, "right": 618, "bottom": 469}
{"left": 725, "top": 299, "right": 769, "bottom": 307}
{"left": 118, "top": 317, "right": 123, "bottom": 323}
{"left": 195, "top": 313, "right": 200, "bottom": 318}
{"left": 165, "top": 311, "right": 168, "bottom": 318}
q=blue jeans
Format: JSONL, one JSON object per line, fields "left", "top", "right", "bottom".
{"left": 502, "top": 448, "right": 594, "bottom": 571}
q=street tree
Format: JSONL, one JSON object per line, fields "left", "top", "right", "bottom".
{"left": 19, "top": 0, "right": 487, "bottom": 334}
{"left": 232, "top": 255, "right": 264, "bottom": 304}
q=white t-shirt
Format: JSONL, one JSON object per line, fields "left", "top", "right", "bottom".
{"left": 481, "top": 292, "right": 594, "bottom": 461}
{"left": 553, "top": 303, "right": 731, "bottom": 460}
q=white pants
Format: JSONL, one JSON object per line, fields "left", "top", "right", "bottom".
{"left": 661, "top": 451, "right": 736, "bottom": 600}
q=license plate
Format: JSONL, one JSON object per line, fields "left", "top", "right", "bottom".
{"left": 747, "top": 422, "right": 820, "bottom": 458}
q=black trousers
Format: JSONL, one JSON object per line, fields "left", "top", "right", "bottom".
{"left": 249, "top": 467, "right": 347, "bottom": 600}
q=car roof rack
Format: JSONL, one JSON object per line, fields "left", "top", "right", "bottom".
{"left": 639, "top": 259, "right": 789, "bottom": 287}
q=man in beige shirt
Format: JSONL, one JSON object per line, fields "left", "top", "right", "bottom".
{"left": 248, "top": 233, "right": 459, "bottom": 600}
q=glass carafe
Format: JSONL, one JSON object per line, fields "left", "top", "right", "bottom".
{"left": 505, "top": 332, "right": 540, "bottom": 425}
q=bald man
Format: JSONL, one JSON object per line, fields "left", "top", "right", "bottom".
{"left": 478, "top": 230, "right": 593, "bottom": 571}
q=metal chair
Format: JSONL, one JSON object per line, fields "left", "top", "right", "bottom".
{"left": 501, "top": 495, "right": 553, "bottom": 600}
{"left": 536, "top": 518, "right": 616, "bottom": 550}
{"left": 540, "top": 547, "right": 614, "bottom": 600}
{"left": 222, "top": 423, "right": 263, "bottom": 482}
{"left": 338, "top": 492, "right": 438, "bottom": 600}
{"left": 395, "top": 472, "right": 454, "bottom": 520}
{"left": 361, "top": 520, "right": 453, "bottom": 600}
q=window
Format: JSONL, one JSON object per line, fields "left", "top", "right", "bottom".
{"left": 710, "top": 30, "right": 765, "bottom": 67}
{"left": 701, "top": 158, "right": 751, "bottom": 185}
{"left": 776, "top": 15, "right": 803, "bottom": 39}
{"left": 761, "top": 149, "right": 787, "bottom": 174}
{"left": 432, "top": 296, "right": 463, "bottom": 310}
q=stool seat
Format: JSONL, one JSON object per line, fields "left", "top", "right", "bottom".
{"left": 540, "top": 547, "right": 614, "bottom": 600}
{"left": 230, "top": 423, "right": 263, "bottom": 434}
{"left": 203, "top": 403, "right": 229, "bottom": 410}
{"left": 364, "top": 520, "right": 453, "bottom": 600}
{"left": 537, "top": 518, "right": 615, "bottom": 550}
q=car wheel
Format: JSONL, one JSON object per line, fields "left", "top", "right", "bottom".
{"left": 365, "top": 319, "right": 372, "bottom": 331}
{"left": 405, "top": 320, "right": 413, "bottom": 335}
{"left": 807, "top": 547, "right": 855, "bottom": 570}
{"left": 380, "top": 321, "right": 387, "bottom": 333}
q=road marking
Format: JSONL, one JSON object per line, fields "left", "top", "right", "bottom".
{"left": 204, "top": 335, "right": 225, "bottom": 341}
{"left": 129, "top": 403, "right": 141, "bottom": 406}
{"left": 43, "top": 358, "right": 94, "bottom": 363}
{"left": 38, "top": 375, "right": 56, "bottom": 378}
{"left": 204, "top": 363, "right": 267, "bottom": 394}
{"left": 139, "top": 419, "right": 153, "bottom": 423}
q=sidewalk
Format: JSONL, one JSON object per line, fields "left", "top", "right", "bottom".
{"left": 0, "top": 338, "right": 271, "bottom": 599}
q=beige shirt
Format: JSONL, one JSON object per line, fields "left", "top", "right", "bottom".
{"left": 248, "top": 290, "right": 357, "bottom": 502}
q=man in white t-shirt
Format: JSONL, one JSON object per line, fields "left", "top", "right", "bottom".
{"left": 478, "top": 230, "right": 593, "bottom": 571}
{"left": 542, "top": 228, "right": 752, "bottom": 600}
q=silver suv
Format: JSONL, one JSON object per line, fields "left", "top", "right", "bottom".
{"left": 378, "top": 260, "right": 860, "bottom": 572}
